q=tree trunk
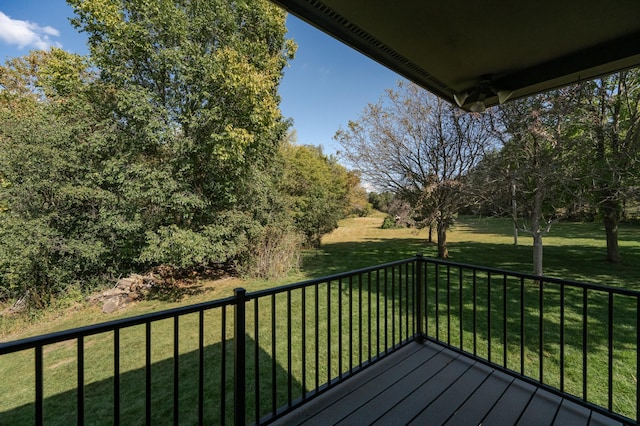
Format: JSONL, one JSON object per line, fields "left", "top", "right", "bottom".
{"left": 437, "top": 221, "right": 448, "bottom": 258}
{"left": 532, "top": 230, "right": 543, "bottom": 276}
{"left": 531, "top": 162, "right": 544, "bottom": 276}
{"left": 428, "top": 224, "right": 433, "bottom": 243}
{"left": 593, "top": 107, "right": 623, "bottom": 263}
{"left": 602, "top": 198, "right": 621, "bottom": 262}
{"left": 511, "top": 176, "right": 518, "bottom": 245}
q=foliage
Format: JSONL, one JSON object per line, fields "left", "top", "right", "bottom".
{"left": 0, "top": 0, "right": 299, "bottom": 306}
{"left": 464, "top": 74, "right": 640, "bottom": 271}
{"left": 462, "top": 149, "right": 511, "bottom": 217}
{"left": 72, "top": 0, "right": 298, "bottom": 270}
{"left": 368, "top": 191, "right": 395, "bottom": 213}
{"left": 380, "top": 215, "right": 403, "bottom": 229}
{"left": 245, "top": 225, "right": 303, "bottom": 279}
{"left": 0, "top": 49, "right": 119, "bottom": 305}
{"left": 137, "top": 213, "right": 254, "bottom": 270}
{"left": 569, "top": 70, "right": 640, "bottom": 262}
{"left": 279, "top": 141, "right": 352, "bottom": 247}
{"left": 68, "top": 0, "right": 296, "bottom": 253}
{"left": 470, "top": 89, "right": 581, "bottom": 275}
{"left": 343, "top": 170, "right": 371, "bottom": 217}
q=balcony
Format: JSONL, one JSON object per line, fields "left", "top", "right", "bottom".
{"left": 0, "top": 256, "right": 636, "bottom": 425}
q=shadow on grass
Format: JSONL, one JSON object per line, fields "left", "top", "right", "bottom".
{"left": 145, "top": 282, "right": 217, "bottom": 303}
{"left": 455, "top": 216, "right": 640, "bottom": 247}
{"left": 305, "top": 232, "right": 640, "bottom": 289}
{"left": 301, "top": 237, "right": 431, "bottom": 279}
{"left": 0, "top": 335, "right": 301, "bottom": 425}
{"left": 304, "top": 226, "right": 640, "bottom": 360}
{"left": 143, "top": 268, "right": 234, "bottom": 303}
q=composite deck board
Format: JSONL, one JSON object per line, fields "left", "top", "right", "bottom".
{"left": 553, "top": 399, "right": 594, "bottom": 426}
{"left": 334, "top": 349, "right": 462, "bottom": 424}
{"left": 516, "top": 388, "right": 563, "bottom": 425}
{"left": 272, "top": 341, "right": 626, "bottom": 426}
{"left": 408, "top": 361, "right": 492, "bottom": 425}
{"left": 481, "top": 379, "right": 537, "bottom": 425}
{"left": 277, "top": 343, "right": 439, "bottom": 425}
{"left": 589, "top": 412, "right": 627, "bottom": 426}
{"left": 362, "top": 354, "right": 474, "bottom": 425}
{"left": 443, "top": 369, "right": 514, "bottom": 425}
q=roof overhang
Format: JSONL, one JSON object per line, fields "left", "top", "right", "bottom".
{"left": 271, "top": 0, "right": 640, "bottom": 111}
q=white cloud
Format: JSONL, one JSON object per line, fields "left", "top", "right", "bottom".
{"left": 0, "top": 11, "right": 61, "bottom": 50}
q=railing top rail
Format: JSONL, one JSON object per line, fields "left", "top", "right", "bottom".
{"left": 0, "top": 258, "right": 417, "bottom": 354}
{"left": 422, "top": 256, "right": 640, "bottom": 297}
{"left": 0, "top": 294, "right": 236, "bottom": 355}
{"left": 3, "top": 254, "right": 637, "bottom": 355}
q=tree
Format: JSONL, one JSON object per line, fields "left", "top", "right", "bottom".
{"left": 572, "top": 71, "right": 640, "bottom": 262}
{"left": 279, "top": 139, "right": 351, "bottom": 247}
{"left": 368, "top": 191, "right": 395, "bottom": 213}
{"left": 335, "top": 81, "right": 493, "bottom": 258}
{"left": 344, "top": 170, "right": 372, "bottom": 217}
{"left": 69, "top": 0, "right": 296, "bottom": 270}
{"left": 484, "top": 89, "right": 578, "bottom": 276}
{"left": 0, "top": 0, "right": 297, "bottom": 306}
{"left": 0, "top": 49, "right": 121, "bottom": 304}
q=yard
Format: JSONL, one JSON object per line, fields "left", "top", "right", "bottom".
{"left": 1, "top": 213, "right": 639, "bottom": 424}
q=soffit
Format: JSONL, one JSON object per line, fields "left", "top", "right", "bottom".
{"left": 272, "top": 0, "right": 640, "bottom": 110}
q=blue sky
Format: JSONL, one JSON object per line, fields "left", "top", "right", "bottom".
{"left": 0, "top": 0, "right": 403, "bottom": 155}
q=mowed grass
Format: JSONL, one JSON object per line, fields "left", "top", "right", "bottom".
{"left": 1, "top": 213, "right": 640, "bottom": 423}
{"left": 445, "top": 216, "right": 640, "bottom": 288}
{"left": 303, "top": 212, "right": 640, "bottom": 288}
{"left": 4, "top": 213, "right": 639, "bottom": 340}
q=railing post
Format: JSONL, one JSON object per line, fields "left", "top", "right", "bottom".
{"left": 415, "top": 254, "right": 425, "bottom": 342}
{"left": 234, "top": 288, "right": 247, "bottom": 426}
{"left": 35, "top": 345, "right": 43, "bottom": 426}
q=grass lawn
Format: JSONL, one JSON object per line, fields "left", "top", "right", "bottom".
{"left": 1, "top": 213, "right": 640, "bottom": 423}
{"left": 445, "top": 216, "right": 640, "bottom": 288}
{"left": 302, "top": 213, "right": 640, "bottom": 288}
{"left": 3, "top": 213, "right": 639, "bottom": 340}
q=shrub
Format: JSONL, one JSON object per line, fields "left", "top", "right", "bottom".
{"left": 381, "top": 215, "right": 403, "bottom": 229}
{"left": 243, "top": 226, "right": 303, "bottom": 279}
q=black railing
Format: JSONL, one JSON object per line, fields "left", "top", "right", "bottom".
{"left": 0, "top": 258, "right": 417, "bottom": 425}
{"left": 1, "top": 256, "right": 638, "bottom": 424}
{"left": 419, "top": 257, "right": 640, "bottom": 424}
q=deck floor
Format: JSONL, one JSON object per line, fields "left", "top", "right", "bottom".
{"left": 272, "top": 341, "right": 625, "bottom": 426}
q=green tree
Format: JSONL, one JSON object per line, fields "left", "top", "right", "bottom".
{"left": 280, "top": 140, "right": 351, "bottom": 247}
{"left": 0, "top": 0, "right": 297, "bottom": 306}
{"left": 69, "top": 0, "right": 296, "bottom": 270}
{"left": 0, "top": 49, "right": 121, "bottom": 305}
{"left": 368, "top": 192, "right": 395, "bottom": 213}
{"left": 344, "top": 170, "right": 371, "bottom": 217}
{"left": 571, "top": 71, "right": 640, "bottom": 262}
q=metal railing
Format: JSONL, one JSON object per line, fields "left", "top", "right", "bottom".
{"left": 419, "top": 256, "right": 639, "bottom": 424}
{"left": 1, "top": 255, "right": 638, "bottom": 424}
{"left": 0, "top": 258, "right": 417, "bottom": 425}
